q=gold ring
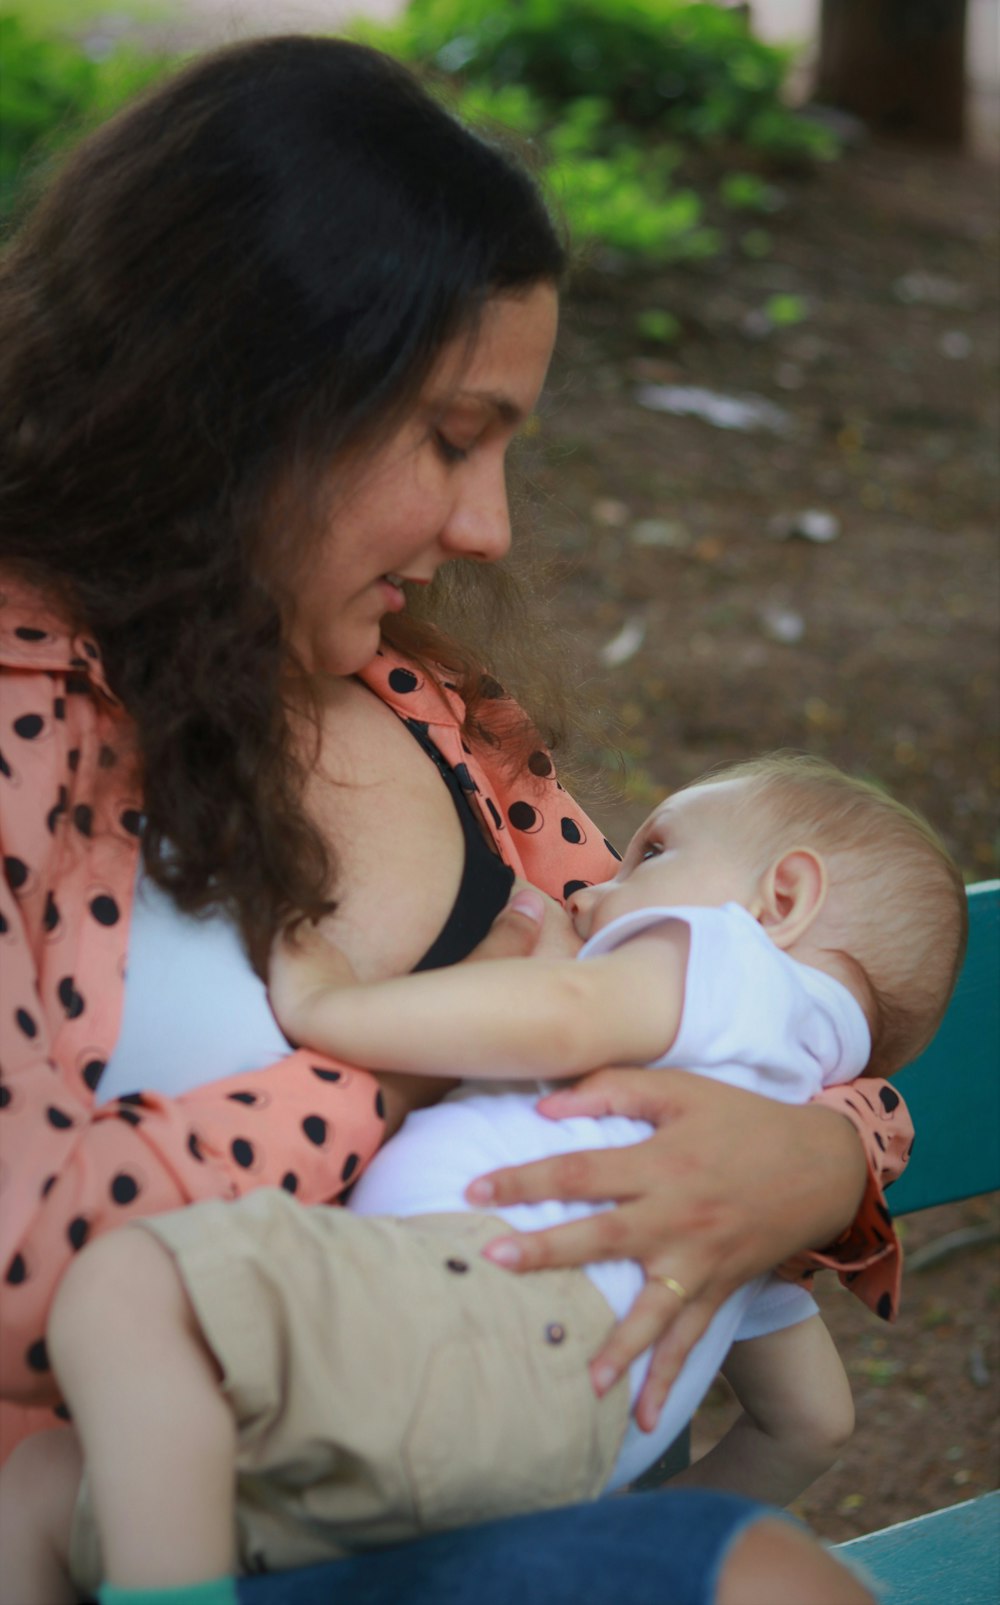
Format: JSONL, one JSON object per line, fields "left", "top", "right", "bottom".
{"left": 650, "top": 1274, "right": 688, "bottom": 1303}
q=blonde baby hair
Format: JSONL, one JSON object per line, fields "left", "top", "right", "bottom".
{"left": 684, "top": 754, "right": 968, "bottom": 1078}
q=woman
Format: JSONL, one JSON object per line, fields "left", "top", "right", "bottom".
{"left": 0, "top": 35, "right": 901, "bottom": 1603}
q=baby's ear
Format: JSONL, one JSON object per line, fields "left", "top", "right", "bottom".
{"left": 751, "top": 849, "right": 827, "bottom": 949}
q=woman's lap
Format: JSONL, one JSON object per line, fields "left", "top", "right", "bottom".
{"left": 237, "top": 1488, "right": 768, "bottom": 1605}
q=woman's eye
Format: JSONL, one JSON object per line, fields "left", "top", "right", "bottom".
{"left": 435, "top": 432, "right": 468, "bottom": 465}
{"left": 640, "top": 843, "right": 662, "bottom": 862}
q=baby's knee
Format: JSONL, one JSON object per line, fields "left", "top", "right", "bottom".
{"left": 48, "top": 1227, "right": 183, "bottom": 1376}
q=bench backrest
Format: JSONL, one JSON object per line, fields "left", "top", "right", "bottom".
{"left": 887, "top": 881, "right": 1000, "bottom": 1216}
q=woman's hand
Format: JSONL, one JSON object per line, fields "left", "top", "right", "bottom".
{"left": 465, "top": 1068, "right": 867, "bottom": 1431}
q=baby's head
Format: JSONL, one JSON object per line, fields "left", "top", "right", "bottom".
{"left": 570, "top": 754, "right": 968, "bottom": 1077}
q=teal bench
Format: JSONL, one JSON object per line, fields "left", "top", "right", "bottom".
{"left": 836, "top": 880, "right": 1000, "bottom": 1602}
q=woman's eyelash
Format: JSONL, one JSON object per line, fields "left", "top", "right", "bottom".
{"left": 435, "top": 431, "right": 468, "bottom": 464}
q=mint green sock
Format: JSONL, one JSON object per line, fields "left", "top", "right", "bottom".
{"left": 98, "top": 1577, "right": 238, "bottom": 1605}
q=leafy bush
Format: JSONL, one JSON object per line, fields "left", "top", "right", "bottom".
{"left": 361, "top": 0, "right": 837, "bottom": 268}
{"left": 366, "top": 0, "right": 834, "bottom": 155}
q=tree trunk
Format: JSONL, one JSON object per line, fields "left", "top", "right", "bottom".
{"left": 817, "top": 0, "right": 968, "bottom": 145}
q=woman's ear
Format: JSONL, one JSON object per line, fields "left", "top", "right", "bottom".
{"left": 750, "top": 849, "right": 828, "bottom": 949}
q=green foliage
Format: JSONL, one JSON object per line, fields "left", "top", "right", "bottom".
{"left": 635, "top": 307, "right": 681, "bottom": 344}
{"left": 0, "top": 11, "right": 174, "bottom": 216}
{"left": 362, "top": 0, "right": 839, "bottom": 271}
{"left": 763, "top": 292, "right": 808, "bottom": 327}
{"left": 374, "top": 0, "right": 795, "bottom": 141}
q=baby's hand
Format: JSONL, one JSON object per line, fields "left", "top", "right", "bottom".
{"left": 268, "top": 923, "right": 357, "bottom": 1043}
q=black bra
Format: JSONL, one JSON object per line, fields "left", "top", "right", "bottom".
{"left": 401, "top": 717, "right": 515, "bottom": 972}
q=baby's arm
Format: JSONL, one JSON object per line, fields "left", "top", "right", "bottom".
{"left": 669, "top": 1317, "right": 855, "bottom": 1506}
{"left": 270, "top": 917, "right": 690, "bottom": 1082}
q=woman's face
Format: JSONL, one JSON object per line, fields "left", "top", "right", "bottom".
{"left": 284, "top": 282, "right": 559, "bottom": 678}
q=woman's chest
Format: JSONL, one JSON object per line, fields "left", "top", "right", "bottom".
{"left": 302, "top": 684, "right": 472, "bottom": 979}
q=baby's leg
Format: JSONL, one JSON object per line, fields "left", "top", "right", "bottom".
{"left": 47, "top": 1226, "right": 238, "bottom": 1591}
{"left": 0, "top": 1427, "right": 83, "bottom": 1605}
{"left": 670, "top": 1315, "right": 854, "bottom": 1506}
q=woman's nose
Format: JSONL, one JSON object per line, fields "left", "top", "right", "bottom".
{"left": 441, "top": 460, "right": 512, "bottom": 563}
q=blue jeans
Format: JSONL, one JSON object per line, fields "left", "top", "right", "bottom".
{"left": 238, "top": 1489, "right": 769, "bottom": 1605}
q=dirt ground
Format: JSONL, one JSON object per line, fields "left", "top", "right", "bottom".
{"left": 523, "top": 138, "right": 999, "bottom": 1543}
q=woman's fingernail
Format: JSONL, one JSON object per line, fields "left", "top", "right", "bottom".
{"left": 465, "top": 1178, "right": 495, "bottom": 1205}
{"left": 590, "top": 1363, "right": 617, "bottom": 1396}
{"left": 482, "top": 1238, "right": 522, "bottom": 1268}
{"left": 509, "top": 890, "right": 544, "bottom": 922}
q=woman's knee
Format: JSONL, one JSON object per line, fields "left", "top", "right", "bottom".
{"left": 716, "top": 1515, "right": 875, "bottom": 1605}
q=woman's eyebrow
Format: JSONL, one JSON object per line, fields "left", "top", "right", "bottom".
{"left": 450, "top": 388, "right": 525, "bottom": 424}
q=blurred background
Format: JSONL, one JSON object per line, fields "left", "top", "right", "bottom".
{"left": 3, "top": 0, "right": 997, "bottom": 1547}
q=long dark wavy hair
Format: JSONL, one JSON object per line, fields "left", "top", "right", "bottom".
{"left": 0, "top": 36, "right": 569, "bottom": 966}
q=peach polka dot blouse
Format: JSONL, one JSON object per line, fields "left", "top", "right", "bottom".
{"left": 0, "top": 577, "right": 912, "bottom": 1431}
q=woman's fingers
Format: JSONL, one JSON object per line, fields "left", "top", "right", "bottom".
{"left": 464, "top": 886, "right": 546, "bottom": 965}
{"left": 537, "top": 1067, "right": 686, "bottom": 1125}
{"left": 479, "top": 1202, "right": 643, "bottom": 1273}
{"left": 632, "top": 1300, "right": 720, "bottom": 1431}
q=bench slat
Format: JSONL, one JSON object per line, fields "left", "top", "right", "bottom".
{"left": 837, "top": 1490, "right": 1000, "bottom": 1604}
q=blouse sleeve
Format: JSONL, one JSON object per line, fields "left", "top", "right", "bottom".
{"left": 0, "top": 651, "right": 384, "bottom": 1406}
{"left": 780, "top": 1078, "right": 913, "bottom": 1321}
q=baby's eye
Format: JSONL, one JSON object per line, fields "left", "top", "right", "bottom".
{"left": 640, "top": 843, "right": 662, "bottom": 862}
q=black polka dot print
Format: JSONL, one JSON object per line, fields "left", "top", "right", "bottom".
{"left": 13, "top": 714, "right": 44, "bottom": 740}
{"left": 188, "top": 1132, "right": 205, "bottom": 1162}
{"left": 4, "top": 856, "right": 29, "bottom": 892}
{"left": 73, "top": 804, "right": 93, "bottom": 838}
{"left": 879, "top": 1086, "right": 900, "bottom": 1113}
{"left": 67, "top": 1217, "right": 90, "bottom": 1251}
{"left": 111, "top": 1173, "right": 139, "bottom": 1205}
{"left": 57, "top": 977, "right": 85, "bottom": 1019}
{"left": 604, "top": 839, "right": 623, "bottom": 862}
{"left": 120, "top": 808, "right": 143, "bottom": 837}
{"left": 81, "top": 1059, "right": 105, "bottom": 1092}
{"left": 560, "top": 817, "right": 586, "bottom": 845}
{"left": 877, "top": 1293, "right": 893, "bottom": 1320}
{"left": 15, "top": 1008, "right": 37, "bottom": 1039}
{"left": 227, "top": 1091, "right": 257, "bottom": 1105}
{"left": 89, "top": 894, "right": 120, "bottom": 927}
{"left": 563, "top": 880, "right": 589, "bottom": 900}
{"left": 231, "top": 1138, "right": 255, "bottom": 1168}
{"left": 14, "top": 626, "right": 47, "bottom": 642}
{"left": 527, "top": 751, "right": 554, "bottom": 777}
{"left": 46, "top": 1106, "right": 74, "bottom": 1130}
{"left": 388, "top": 668, "right": 419, "bottom": 694}
{"left": 509, "top": 802, "right": 542, "bottom": 834}
{"left": 25, "top": 1339, "right": 49, "bottom": 1373}
{"left": 341, "top": 1152, "right": 360, "bottom": 1183}
{"left": 485, "top": 798, "right": 502, "bottom": 831}
{"left": 310, "top": 1066, "right": 341, "bottom": 1084}
{"left": 281, "top": 1172, "right": 299, "bottom": 1194}
{"left": 43, "top": 891, "right": 60, "bottom": 933}
{"left": 5, "top": 1253, "right": 26, "bottom": 1285}
{"left": 302, "top": 1115, "right": 327, "bottom": 1146}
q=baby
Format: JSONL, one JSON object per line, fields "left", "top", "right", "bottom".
{"left": 10, "top": 756, "right": 968, "bottom": 1605}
